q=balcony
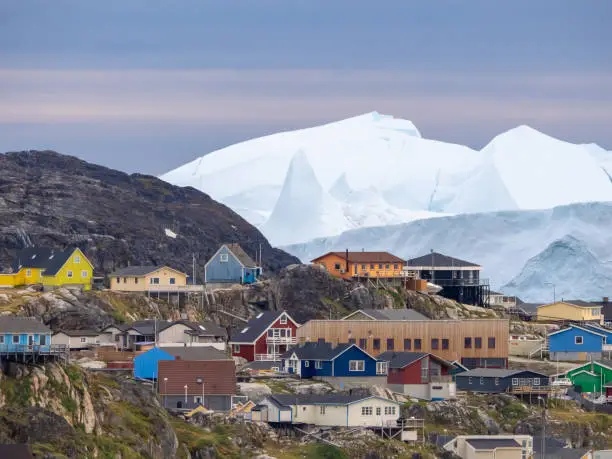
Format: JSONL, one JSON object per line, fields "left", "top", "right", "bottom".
{"left": 266, "top": 336, "right": 297, "bottom": 345}
{"left": 429, "top": 375, "right": 453, "bottom": 383}
{"left": 255, "top": 353, "right": 282, "bottom": 361}
{"left": 603, "top": 344, "right": 612, "bottom": 351}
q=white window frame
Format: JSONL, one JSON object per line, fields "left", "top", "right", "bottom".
{"left": 0, "top": 336, "right": 4, "bottom": 344}
{"left": 220, "top": 253, "right": 229, "bottom": 263}
{"left": 12, "top": 335, "right": 19, "bottom": 344}
{"left": 280, "top": 315, "right": 287, "bottom": 325}
{"left": 376, "top": 407, "right": 381, "bottom": 415}
{"left": 533, "top": 378, "right": 540, "bottom": 386}
{"left": 512, "top": 378, "right": 519, "bottom": 385}
{"left": 349, "top": 360, "right": 365, "bottom": 372}
{"left": 468, "top": 377, "right": 472, "bottom": 384}
{"left": 81, "top": 270, "right": 88, "bottom": 278}
{"left": 232, "top": 344, "right": 240, "bottom": 353}
{"left": 74, "top": 255, "right": 80, "bottom": 263}
{"left": 320, "top": 406, "right": 326, "bottom": 415}
{"left": 26, "top": 269, "right": 32, "bottom": 277}
{"left": 495, "top": 378, "right": 500, "bottom": 386}
{"left": 480, "top": 377, "right": 484, "bottom": 385}
{"left": 575, "top": 336, "right": 583, "bottom": 345}
{"left": 361, "top": 406, "right": 372, "bottom": 416}
{"left": 80, "top": 337, "right": 87, "bottom": 343}
{"left": 315, "top": 361, "right": 323, "bottom": 370}
{"left": 67, "top": 270, "right": 73, "bottom": 278}
{"left": 169, "top": 278, "right": 176, "bottom": 285}
{"left": 376, "top": 361, "right": 388, "bottom": 375}
{"left": 304, "top": 361, "right": 310, "bottom": 368}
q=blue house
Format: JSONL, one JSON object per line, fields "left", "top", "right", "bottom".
{"left": 204, "top": 243, "right": 262, "bottom": 285}
{"left": 548, "top": 324, "right": 609, "bottom": 362}
{"left": 280, "top": 342, "right": 388, "bottom": 382}
{"left": 455, "top": 368, "right": 549, "bottom": 393}
{"left": 0, "top": 316, "right": 52, "bottom": 351}
{"left": 133, "top": 345, "right": 229, "bottom": 380}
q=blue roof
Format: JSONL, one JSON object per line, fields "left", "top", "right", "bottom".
{"left": 280, "top": 342, "right": 364, "bottom": 361}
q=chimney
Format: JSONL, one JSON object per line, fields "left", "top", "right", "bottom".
{"left": 345, "top": 249, "right": 349, "bottom": 273}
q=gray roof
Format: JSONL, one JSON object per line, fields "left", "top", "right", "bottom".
{"left": 161, "top": 346, "right": 229, "bottom": 361}
{"left": 531, "top": 436, "right": 588, "bottom": 458}
{"left": 407, "top": 252, "right": 480, "bottom": 268}
{"left": 280, "top": 342, "right": 354, "bottom": 361}
{"left": 180, "top": 320, "right": 227, "bottom": 338}
{"left": 269, "top": 393, "right": 393, "bottom": 406}
{"left": 377, "top": 351, "right": 453, "bottom": 369}
{"left": 0, "top": 316, "right": 51, "bottom": 334}
{"left": 42, "top": 250, "right": 79, "bottom": 276}
{"left": 10, "top": 247, "right": 82, "bottom": 276}
{"left": 109, "top": 265, "right": 163, "bottom": 277}
{"left": 127, "top": 320, "right": 171, "bottom": 335}
{"left": 348, "top": 308, "right": 430, "bottom": 321}
{"left": 54, "top": 329, "right": 100, "bottom": 337}
{"left": 456, "top": 368, "right": 549, "bottom": 378}
{"left": 229, "top": 311, "right": 286, "bottom": 343}
{"left": 226, "top": 243, "right": 258, "bottom": 268}
{"left": 518, "top": 303, "right": 540, "bottom": 313}
{"left": 240, "top": 360, "right": 282, "bottom": 371}
{"left": 465, "top": 438, "right": 520, "bottom": 450}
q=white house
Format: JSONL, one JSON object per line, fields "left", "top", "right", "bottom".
{"left": 52, "top": 330, "right": 101, "bottom": 350}
{"left": 157, "top": 320, "right": 227, "bottom": 351}
{"left": 443, "top": 435, "right": 533, "bottom": 459}
{"left": 252, "top": 394, "right": 401, "bottom": 427}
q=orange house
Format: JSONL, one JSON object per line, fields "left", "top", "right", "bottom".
{"left": 311, "top": 251, "right": 406, "bottom": 279}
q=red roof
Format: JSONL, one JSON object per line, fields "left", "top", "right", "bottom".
{"left": 158, "top": 360, "right": 236, "bottom": 395}
{"left": 312, "top": 251, "right": 405, "bottom": 264}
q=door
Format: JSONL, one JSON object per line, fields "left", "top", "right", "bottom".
{"left": 28, "top": 335, "right": 34, "bottom": 346}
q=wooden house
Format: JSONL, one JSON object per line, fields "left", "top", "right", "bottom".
{"left": 455, "top": 368, "right": 549, "bottom": 394}
{"left": 280, "top": 342, "right": 388, "bottom": 388}
{"left": 406, "top": 252, "right": 487, "bottom": 306}
{"left": 157, "top": 359, "right": 237, "bottom": 411}
{"left": 443, "top": 435, "right": 533, "bottom": 459}
{"left": 229, "top": 311, "right": 299, "bottom": 362}
{"left": 0, "top": 316, "right": 67, "bottom": 363}
{"left": 557, "top": 360, "right": 612, "bottom": 393}
{"left": 537, "top": 301, "right": 603, "bottom": 323}
{"left": 134, "top": 345, "right": 229, "bottom": 380}
{"left": 109, "top": 266, "right": 188, "bottom": 292}
{"left": 52, "top": 330, "right": 101, "bottom": 350}
{"left": 253, "top": 394, "right": 401, "bottom": 427}
{"left": 311, "top": 250, "right": 406, "bottom": 280}
{"left": 548, "top": 324, "right": 612, "bottom": 362}
{"left": 296, "top": 319, "right": 509, "bottom": 369}
{"left": 378, "top": 351, "right": 456, "bottom": 400}
{"left": 0, "top": 247, "right": 93, "bottom": 291}
{"left": 341, "top": 308, "right": 429, "bottom": 321}
{"left": 204, "top": 243, "right": 261, "bottom": 284}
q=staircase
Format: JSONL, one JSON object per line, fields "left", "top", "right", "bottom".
{"left": 528, "top": 339, "right": 549, "bottom": 359}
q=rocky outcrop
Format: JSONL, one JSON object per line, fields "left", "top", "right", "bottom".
{"left": 0, "top": 150, "right": 298, "bottom": 278}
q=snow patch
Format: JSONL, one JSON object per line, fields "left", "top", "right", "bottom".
{"left": 164, "top": 228, "right": 177, "bottom": 238}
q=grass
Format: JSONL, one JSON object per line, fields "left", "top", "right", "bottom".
{"left": 261, "top": 378, "right": 295, "bottom": 394}
{"left": 169, "top": 418, "right": 243, "bottom": 459}
{"left": 109, "top": 401, "right": 154, "bottom": 440}
{"left": 263, "top": 442, "right": 348, "bottom": 459}
{"left": 0, "top": 375, "right": 33, "bottom": 405}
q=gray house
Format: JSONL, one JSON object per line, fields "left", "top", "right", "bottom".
{"left": 204, "top": 243, "right": 261, "bottom": 284}
{"left": 455, "top": 368, "right": 549, "bottom": 393}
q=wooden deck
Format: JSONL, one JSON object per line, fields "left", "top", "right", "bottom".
{"left": 0, "top": 344, "right": 69, "bottom": 363}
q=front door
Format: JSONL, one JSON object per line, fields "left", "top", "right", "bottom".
{"left": 28, "top": 335, "right": 34, "bottom": 346}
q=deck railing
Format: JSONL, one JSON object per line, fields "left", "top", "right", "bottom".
{"left": 266, "top": 336, "right": 297, "bottom": 345}
{"left": 0, "top": 344, "right": 68, "bottom": 355}
{"left": 255, "top": 353, "right": 282, "bottom": 361}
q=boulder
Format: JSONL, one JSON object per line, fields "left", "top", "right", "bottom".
{"left": 237, "top": 382, "right": 272, "bottom": 403}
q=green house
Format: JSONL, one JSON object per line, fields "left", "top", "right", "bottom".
{"left": 562, "top": 360, "right": 612, "bottom": 393}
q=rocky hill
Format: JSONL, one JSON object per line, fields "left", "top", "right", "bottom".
{"left": 0, "top": 150, "right": 298, "bottom": 279}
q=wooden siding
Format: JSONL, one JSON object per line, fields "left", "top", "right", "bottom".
{"left": 537, "top": 301, "right": 602, "bottom": 322}
{"left": 297, "top": 319, "right": 509, "bottom": 362}
{"left": 313, "top": 253, "right": 405, "bottom": 279}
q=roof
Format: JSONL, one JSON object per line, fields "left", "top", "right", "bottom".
{"left": 456, "top": 368, "right": 549, "bottom": 378}
{"left": 312, "top": 251, "right": 405, "bottom": 264}
{"left": 157, "top": 359, "right": 236, "bottom": 395}
{"left": 54, "top": 329, "right": 100, "bottom": 337}
{"left": 538, "top": 300, "right": 602, "bottom": 309}
{"left": 0, "top": 445, "right": 34, "bottom": 459}
{"left": 126, "top": 320, "right": 171, "bottom": 335}
{"left": 225, "top": 243, "right": 258, "bottom": 268}
{"left": 178, "top": 320, "right": 227, "bottom": 338}
{"left": 517, "top": 303, "right": 540, "bottom": 314}
{"left": 377, "top": 351, "right": 453, "bottom": 369}
{"left": 406, "top": 252, "right": 480, "bottom": 268}
{"left": 465, "top": 438, "right": 521, "bottom": 450}
{"left": 159, "top": 346, "right": 229, "bottom": 361}
{"left": 10, "top": 247, "right": 84, "bottom": 276}
{"left": 240, "top": 360, "right": 282, "bottom": 371}
{"left": 548, "top": 324, "right": 606, "bottom": 338}
{"left": 280, "top": 342, "right": 354, "bottom": 361}
{"left": 344, "top": 309, "right": 430, "bottom": 321}
{"left": 269, "top": 393, "right": 399, "bottom": 407}
{"left": 42, "top": 249, "right": 83, "bottom": 276}
{"left": 229, "top": 311, "right": 292, "bottom": 343}
{"left": 108, "top": 265, "right": 186, "bottom": 277}
{"left": 531, "top": 436, "right": 588, "bottom": 459}
{"left": 0, "top": 316, "right": 51, "bottom": 334}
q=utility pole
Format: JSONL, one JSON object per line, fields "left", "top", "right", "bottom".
{"left": 259, "top": 243, "right": 262, "bottom": 267}
{"left": 192, "top": 253, "right": 196, "bottom": 285}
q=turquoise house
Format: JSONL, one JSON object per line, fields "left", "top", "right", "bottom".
{"left": 0, "top": 316, "right": 52, "bottom": 352}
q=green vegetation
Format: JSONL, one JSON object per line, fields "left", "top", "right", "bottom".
{"left": 0, "top": 375, "right": 33, "bottom": 405}
{"left": 261, "top": 378, "right": 295, "bottom": 394}
{"left": 322, "top": 297, "right": 350, "bottom": 319}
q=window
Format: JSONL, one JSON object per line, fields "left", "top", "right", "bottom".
{"left": 370, "top": 264, "right": 374, "bottom": 269}
{"left": 495, "top": 378, "right": 500, "bottom": 386}
{"left": 304, "top": 361, "right": 310, "bottom": 368}
{"left": 81, "top": 270, "right": 88, "bottom": 278}
{"left": 67, "top": 270, "right": 73, "bottom": 278}
{"left": 361, "top": 406, "right": 373, "bottom": 416}
{"left": 384, "top": 406, "right": 396, "bottom": 415}
{"left": 512, "top": 378, "right": 519, "bottom": 386}
{"left": 334, "top": 263, "right": 341, "bottom": 270}
{"left": 414, "top": 339, "right": 422, "bottom": 350}
{"left": 74, "top": 255, "right": 80, "bottom": 263}
{"left": 475, "top": 337, "right": 482, "bottom": 349}
{"left": 232, "top": 344, "right": 240, "bottom": 353}
{"left": 348, "top": 338, "right": 356, "bottom": 345}
{"left": 40, "top": 335, "right": 47, "bottom": 345}
{"left": 169, "top": 278, "right": 176, "bottom": 284}
{"left": 12, "top": 335, "right": 19, "bottom": 344}
{"left": 480, "top": 377, "right": 484, "bottom": 385}
{"left": 464, "top": 337, "right": 472, "bottom": 349}
{"left": 220, "top": 253, "right": 229, "bottom": 263}
{"left": 150, "top": 278, "right": 160, "bottom": 285}
{"left": 394, "top": 264, "right": 398, "bottom": 270}
{"left": 123, "top": 277, "right": 127, "bottom": 283}
{"left": 280, "top": 315, "right": 287, "bottom": 325}
{"left": 80, "top": 337, "right": 87, "bottom": 343}
{"left": 359, "top": 338, "right": 367, "bottom": 350}
{"left": 361, "top": 264, "right": 366, "bottom": 270}
{"left": 431, "top": 338, "right": 439, "bottom": 350}
{"left": 376, "top": 361, "right": 388, "bottom": 375}
{"left": 320, "top": 406, "right": 326, "bottom": 415}
{"left": 315, "top": 361, "right": 323, "bottom": 369}
{"left": 376, "top": 407, "right": 381, "bottom": 415}
{"left": 116, "top": 277, "right": 120, "bottom": 283}
{"left": 135, "top": 278, "right": 138, "bottom": 284}
{"left": 488, "top": 337, "right": 496, "bottom": 349}
{"left": 442, "top": 339, "right": 449, "bottom": 350}
{"left": 373, "top": 338, "right": 381, "bottom": 350}
{"left": 349, "top": 360, "right": 365, "bottom": 372}
{"left": 468, "top": 377, "right": 472, "bottom": 384}
{"left": 0, "top": 336, "right": 4, "bottom": 344}
{"left": 26, "top": 269, "right": 31, "bottom": 277}
{"left": 404, "top": 339, "right": 411, "bottom": 350}
{"left": 386, "top": 338, "right": 394, "bottom": 350}
{"left": 575, "top": 336, "right": 584, "bottom": 345}
{"left": 385, "top": 264, "right": 390, "bottom": 269}
{"left": 533, "top": 378, "right": 540, "bottom": 386}
{"left": 421, "top": 357, "right": 429, "bottom": 382}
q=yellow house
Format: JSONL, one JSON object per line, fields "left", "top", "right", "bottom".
{"left": 0, "top": 247, "right": 93, "bottom": 290}
{"left": 537, "top": 300, "right": 602, "bottom": 323}
{"left": 109, "top": 265, "right": 188, "bottom": 292}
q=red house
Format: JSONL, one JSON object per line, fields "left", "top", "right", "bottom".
{"left": 228, "top": 311, "right": 299, "bottom": 362}
{"left": 378, "top": 351, "right": 456, "bottom": 400}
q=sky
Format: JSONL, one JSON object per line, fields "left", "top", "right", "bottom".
{"left": 0, "top": 0, "right": 611, "bottom": 174}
